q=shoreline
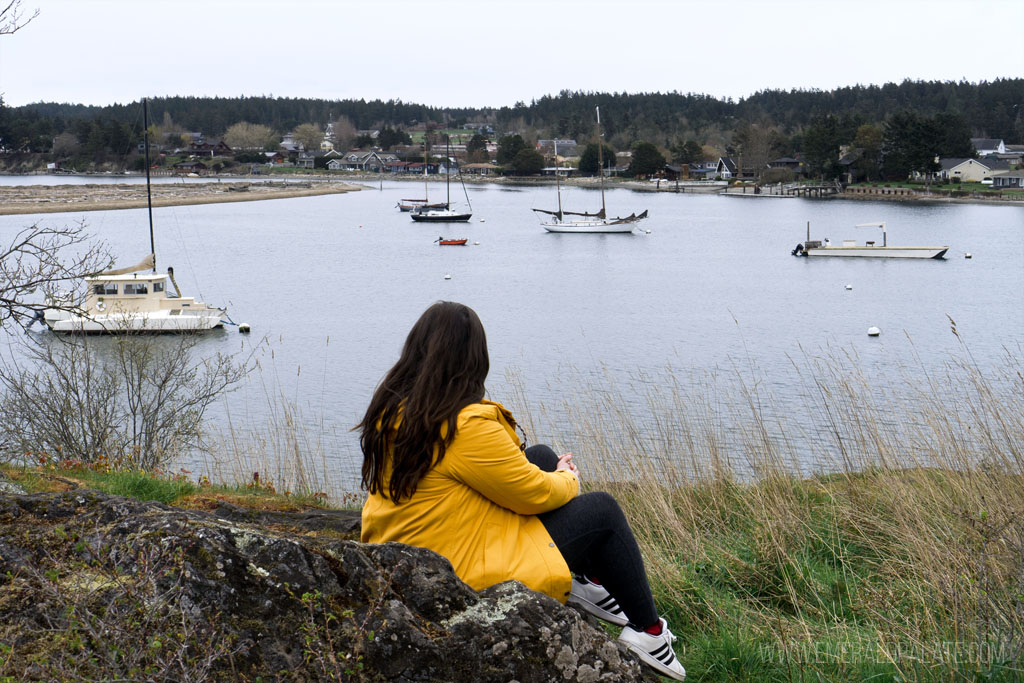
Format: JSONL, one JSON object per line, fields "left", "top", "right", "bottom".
{"left": 1, "top": 173, "right": 1021, "bottom": 212}
{"left": 0, "top": 180, "right": 361, "bottom": 215}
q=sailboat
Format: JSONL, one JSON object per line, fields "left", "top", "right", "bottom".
{"left": 533, "top": 106, "right": 648, "bottom": 233}
{"left": 411, "top": 134, "right": 472, "bottom": 222}
{"left": 43, "top": 99, "right": 229, "bottom": 333}
{"left": 396, "top": 147, "right": 446, "bottom": 212}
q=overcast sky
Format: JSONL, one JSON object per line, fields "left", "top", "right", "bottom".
{"left": 1, "top": 0, "right": 1022, "bottom": 109}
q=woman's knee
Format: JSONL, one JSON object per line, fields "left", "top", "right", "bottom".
{"left": 578, "top": 491, "right": 627, "bottom": 526}
{"left": 525, "top": 444, "right": 559, "bottom": 472}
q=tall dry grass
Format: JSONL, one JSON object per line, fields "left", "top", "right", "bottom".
{"left": 501, "top": 338, "right": 1023, "bottom": 679}
{"left": 192, "top": 329, "right": 1022, "bottom": 677}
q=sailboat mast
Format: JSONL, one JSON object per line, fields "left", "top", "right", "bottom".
{"left": 445, "top": 133, "right": 451, "bottom": 208}
{"left": 143, "top": 98, "right": 156, "bottom": 272}
{"left": 555, "top": 140, "right": 562, "bottom": 215}
{"left": 596, "top": 106, "right": 606, "bottom": 215}
{"left": 423, "top": 135, "right": 429, "bottom": 201}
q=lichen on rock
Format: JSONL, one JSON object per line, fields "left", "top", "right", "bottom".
{"left": 0, "top": 490, "right": 651, "bottom": 681}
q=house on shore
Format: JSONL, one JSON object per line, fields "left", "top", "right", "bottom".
{"left": 188, "top": 140, "right": 233, "bottom": 157}
{"left": 462, "top": 162, "right": 499, "bottom": 176}
{"left": 991, "top": 169, "right": 1024, "bottom": 189}
{"left": 334, "top": 150, "right": 400, "bottom": 171}
{"left": 172, "top": 160, "right": 206, "bottom": 174}
{"left": 939, "top": 157, "right": 1011, "bottom": 183}
{"left": 971, "top": 138, "right": 1006, "bottom": 156}
{"left": 537, "top": 139, "right": 578, "bottom": 157}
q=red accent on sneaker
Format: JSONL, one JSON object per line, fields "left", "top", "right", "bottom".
{"left": 586, "top": 575, "right": 602, "bottom": 586}
{"left": 644, "top": 621, "right": 664, "bottom": 636}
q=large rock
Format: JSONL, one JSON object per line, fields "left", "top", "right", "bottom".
{"left": 0, "top": 491, "right": 650, "bottom": 681}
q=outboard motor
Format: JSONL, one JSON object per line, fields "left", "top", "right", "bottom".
{"left": 791, "top": 243, "right": 805, "bottom": 256}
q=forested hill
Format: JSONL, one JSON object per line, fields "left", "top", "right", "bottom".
{"left": 3, "top": 78, "right": 1022, "bottom": 149}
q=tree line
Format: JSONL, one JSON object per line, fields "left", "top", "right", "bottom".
{"left": 1, "top": 78, "right": 1021, "bottom": 180}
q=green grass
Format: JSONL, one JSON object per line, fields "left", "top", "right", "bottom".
{"left": 607, "top": 472, "right": 1024, "bottom": 681}
{"left": 1, "top": 464, "right": 336, "bottom": 510}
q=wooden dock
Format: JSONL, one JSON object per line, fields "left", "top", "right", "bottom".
{"left": 783, "top": 181, "right": 843, "bottom": 198}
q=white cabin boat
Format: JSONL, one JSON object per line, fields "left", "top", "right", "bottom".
{"left": 792, "top": 222, "right": 948, "bottom": 259}
{"left": 44, "top": 260, "right": 227, "bottom": 333}
{"left": 43, "top": 99, "right": 230, "bottom": 333}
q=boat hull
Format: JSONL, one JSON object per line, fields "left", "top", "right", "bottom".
{"left": 45, "top": 309, "right": 227, "bottom": 333}
{"left": 803, "top": 246, "right": 948, "bottom": 259}
{"left": 411, "top": 212, "right": 472, "bottom": 222}
{"left": 542, "top": 221, "right": 635, "bottom": 234}
{"left": 398, "top": 202, "right": 446, "bottom": 212}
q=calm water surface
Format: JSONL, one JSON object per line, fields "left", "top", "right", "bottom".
{"left": 2, "top": 178, "right": 1021, "bottom": 487}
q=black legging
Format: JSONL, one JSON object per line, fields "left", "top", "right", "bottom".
{"left": 526, "top": 444, "right": 659, "bottom": 628}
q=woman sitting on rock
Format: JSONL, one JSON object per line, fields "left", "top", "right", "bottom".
{"left": 358, "top": 301, "right": 685, "bottom": 681}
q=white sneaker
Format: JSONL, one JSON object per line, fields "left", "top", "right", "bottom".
{"left": 567, "top": 577, "right": 628, "bottom": 626}
{"left": 618, "top": 618, "right": 685, "bottom": 680}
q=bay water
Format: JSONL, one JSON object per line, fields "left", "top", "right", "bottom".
{"left": 2, "top": 178, "right": 1021, "bottom": 490}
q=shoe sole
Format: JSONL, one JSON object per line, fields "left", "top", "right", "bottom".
{"left": 622, "top": 639, "right": 686, "bottom": 680}
{"left": 567, "top": 593, "right": 629, "bottom": 626}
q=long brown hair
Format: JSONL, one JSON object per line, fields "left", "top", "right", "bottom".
{"left": 359, "top": 301, "right": 489, "bottom": 502}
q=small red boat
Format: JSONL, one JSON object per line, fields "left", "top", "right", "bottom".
{"left": 435, "top": 237, "right": 467, "bottom": 246}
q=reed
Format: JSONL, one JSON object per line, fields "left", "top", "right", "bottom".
{"left": 187, "top": 333, "right": 1022, "bottom": 679}
{"left": 497, "top": 340, "right": 1023, "bottom": 680}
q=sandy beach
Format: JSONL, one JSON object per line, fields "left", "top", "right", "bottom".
{"left": 0, "top": 180, "right": 362, "bottom": 215}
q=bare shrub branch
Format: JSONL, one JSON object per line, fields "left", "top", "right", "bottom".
{"left": 0, "top": 332, "right": 248, "bottom": 469}
{"left": 0, "top": 0, "right": 38, "bottom": 36}
{"left": 0, "top": 220, "right": 110, "bottom": 329}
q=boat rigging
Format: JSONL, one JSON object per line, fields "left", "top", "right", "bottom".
{"left": 43, "top": 99, "right": 231, "bottom": 332}
{"left": 532, "top": 106, "right": 648, "bottom": 233}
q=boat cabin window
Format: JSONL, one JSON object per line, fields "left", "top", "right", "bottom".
{"left": 93, "top": 283, "right": 117, "bottom": 295}
{"left": 153, "top": 282, "right": 164, "bottom": 293}
{"left": 124, "top": 283, "right": 149, "bottom": 295}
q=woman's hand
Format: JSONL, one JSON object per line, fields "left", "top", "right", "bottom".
{"left": 556, "top": 452, "right": 580, "bottom": 480}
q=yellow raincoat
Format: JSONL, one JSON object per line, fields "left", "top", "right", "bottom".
{"left": 361, "top": 400, "right": 579, "bottom": 601}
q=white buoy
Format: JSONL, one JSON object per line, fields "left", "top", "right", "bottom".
{"left": 238, "top": 323, "right": 251, "bottom": 334}
{"left": 845, "top": 284, "right": 853, "bottom": 290}
{"left": 473, "top": 241, "right": 480, "bottom": 245}
{"left": 965, "top": 252, "right": 972, "bottom": 259}
{"left": 867, "top": 326, "right": 881, "bottom": 337}
{"left": 480, "top": 218, "right": 486, "bottom": 222}
{"left": 444, "top": 273, "right": 452, "bottom": 280}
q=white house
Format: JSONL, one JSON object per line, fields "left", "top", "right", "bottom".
{"left": 938, "top": 157, "right": 1010, "bottom": 183}
{"left": 333, "top": 150, "right": 400, "bottom": 171}
{"left": 971, "top": 138, "right": 1006, "bottom": 156}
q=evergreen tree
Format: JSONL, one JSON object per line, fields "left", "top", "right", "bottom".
{"left": 578, "top": 143, "right": 616, "bottom": 174}
{"left": 496, "top": 134, "right": 526, "bottom": 164}
{"left": 511, "top": 149, "right": 544, "bottom": 175}
{"left": 671, "top": 139, "right": 703, "bottom": 164}
{"left": 628, "top": 141, "right": 666, "bottom": 177}
{"left": 881, "top": 110, "right": 941, "bottom": 179}
{"left": 803, "top": 115, "right": 844, "bottom": 179}
{"left": 466, "top": 134, "right": 489, "bottom": 162}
